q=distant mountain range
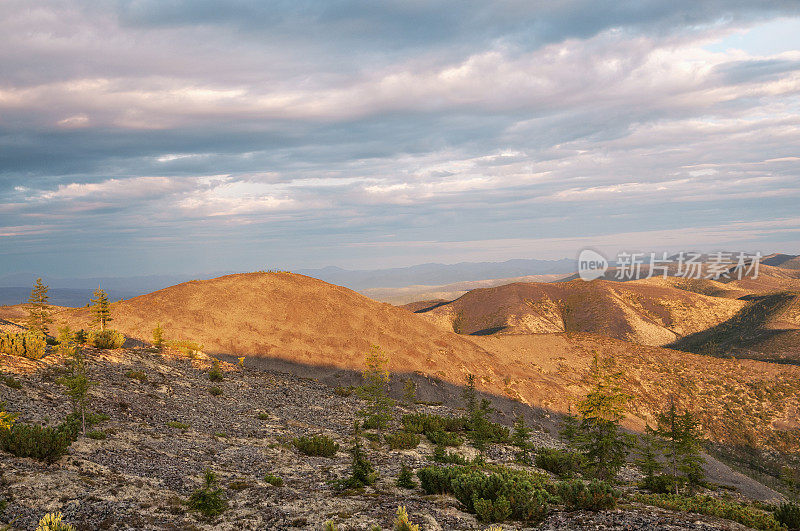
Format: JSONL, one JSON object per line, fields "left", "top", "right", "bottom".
{"left": 0, "top": 258, "right": 577, "bottom": 306}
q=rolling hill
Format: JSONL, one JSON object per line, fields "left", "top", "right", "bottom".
{"left": 410, "top": 279, "right": 745, "bottom": 346}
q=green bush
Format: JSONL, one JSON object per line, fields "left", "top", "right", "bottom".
{"left": 209, "top": 386, "right": 223, "bottom": 396}
{"left": 417, "top": 465, "right": 461, "bottom": 494}
{"left": 264, "top": 474, "right": 284, "bottom": 487}
{"left": 0, "top": 422, "right": 74, "bottom": 463}
{"left": 2, "top": 372, "right": 22, "bottom": 389}
{"left": 635, "top": 493, "right": 782, "bottom": 531}
{"left": 88, "top": 329, "right": 125, "bottom": 349}
{"left": 385, "top": 431, "right": 421, "bottom": 450}
{"left": 0, "top": 331, "right": 46, "bottom": 359}
{"left": 166, "top": 421, "right": 190, "bottom": 430}
{"left": 293, "top": 434, "right": 340, "bottom": 457}
{"left": 450, "top": 467, "right": 549, "bottom": 522}
{"left": 425, "top": 429, "right": 463, "bottom": 447}
{"left": 396, "top": 464, "right": 416, "bottom": 489}
{"left": 474, "top": 496, "right": 512, "bottom": 523}
{"left": 418, "top": 465, "right": 549, "bottom": 522}
{"left": 774, "top": 502, "right": 800, "bottom": 530}
{"left": 86, "top": 430, "right": 107, "bottom": 440}
{"left": 433, "top": 445, "right": 470, "bottom": 465}
{"left": 535, "top": 448, "right": 583, "bottom": 478}
{"left": 187, "top": 469, "right": 227, "bottom": 517}
{"left": 208, "top": 360, "right": 224, "bottom": 382}
{"left": 642, "top": 474, "right": 685, "bottom": 494}
{"left": 556, "top": 479, "right": 618, "bottom": 511}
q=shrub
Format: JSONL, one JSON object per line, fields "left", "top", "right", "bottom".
{"left": 86, "top": 430, "right": 107, "bottom": 440}
{"left": 535, "top": 448, "right": 583, "bottom": 478}
{"left": 433, "top": 445, "right": 470, "bottom": 465}
{"left": 125, "top": 370, "right": 147, "bottom": 382}
{"left": 88, "top": 329, "right": 125, "bottom": 350}
{"left": 425, "top": 429, "right": 463, "bottom": 447}
{"left": 474, "top": 496, "right": 512, "bottom": 523}
{"left": 264, "top": 474, "right": 284, "bottom": 487}
{"left": 634, "top": 493, "right": 782, "bottom": 531}
{"left": 386, "top": 431, "right": 421, "bottom": 450}
{"left": 322, "top": 521, "right": 338, "bottom": 531}
{"left": 397, "top": 464, "right": 416, "bottom": 489}
{"left": 257, "top": 412, "right": 270, "bottom": 420}
{"left": 417, "top": 465, "right": 459, "bottom": 495}
{"left": 401, "top": 413, "right": 467, "bottom": 434}
{"left": 450, "top": 467, "right": 549, "bottom": 522}
{"left": 209, "top": 386, "right": 223, "bottom": 396}
{"left": 774, "top": 502, "right": 800, "bottom": 530}
{"left": 0, "top": 331, "right": 46, "bottom": 359}
{"left": 187, "top": 469, "right": 227, "bottom": 517}
{"left": 35, "top": 512, "right": 75, "bottom": 531}
{"left": 166, "top": 421, "right": 190, "bottom": 430}
{"left": 642, "top": 474, "right": 685, "bottom": 494}
{"left": 208, "top": 360, "right": 224, "bottom": 382}
{"left": 556, "top": 479, "right": 618, "bottom": 511}
{"left": 418, "top": 465, "right": 549, "bottom": 522}
{"left": 0, "top": 496, "right": 6, "bottom": 514}
{"left": 394, "top": 506, "right": 420, "bottom": 531}
{"left": 2, "top": 372, "right": 22, "bottom": 389}
{"left": 339, "top": 425, "right": 377, "bottom": 489}
{"left": 0, "top": 422, "right": 74, "bottom": 463}
{"left": 293, "top": 434, "right": 339, "bottom": 457}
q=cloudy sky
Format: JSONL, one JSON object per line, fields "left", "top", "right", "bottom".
{"left": 2, "top": 1, "right": 800, "bottom": 277}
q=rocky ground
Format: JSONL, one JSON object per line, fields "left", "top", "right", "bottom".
{"left": 0, "top": 347, "right": 784, "bottom": 530}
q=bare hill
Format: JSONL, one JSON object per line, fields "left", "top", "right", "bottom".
{"left": 53, "top": 272, "right": 499, "bottom": 375}
{"left": 37, "top": 273, "right": 798, "bottom": 455}
{"left": 414, "top": 279, "right": 745, "bottom": 346}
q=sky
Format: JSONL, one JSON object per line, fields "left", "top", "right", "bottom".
{"left": 1, "top": 1, "right": 800, "bottom": 277}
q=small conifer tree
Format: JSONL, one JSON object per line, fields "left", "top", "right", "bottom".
{"left": 462, "top": 373, "right": 478, "bottom": 415}
{"left": 90, "top": 287, "right": 112, "bottom": 331}
{"left": 636, "top": 427, "right": 663, "bottom": 483}
{"left": 26, "top": 278, "right": 52, "bottom": 335}
{"left": 402, "top": 378, "right": 417, "bottom": 404}
{"left": 653, "top": 398, "right": 706, "bottom": 493}
{"left": 57, "top": 327, "right": 90, "bottom": 435}
{"left": 357, "top": 345, "right": 394, "bottom": 433}
{"left": 152, "top": 323, "right": 164, "bottom": 350}
{"left": 573, "top": 353, "right": 634, "bottom": 481}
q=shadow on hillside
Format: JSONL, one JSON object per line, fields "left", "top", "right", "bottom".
{"left": 667, "top": 291, "right": 800, "bottom": 365}
{"left": 214, "top": 352, "right": 563, "bottom": 434}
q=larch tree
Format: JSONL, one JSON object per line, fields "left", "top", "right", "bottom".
{"left": 26, "top": 278, "right": 53, "bottom": 335}
{"left": 90, "top": 287, "right": 112, "bottom": 331}
{"left": 573, "top": 352, "right": 635, "bottom": 481}
{"left": 357, "top": 344, "right": 394, "bottom": 433}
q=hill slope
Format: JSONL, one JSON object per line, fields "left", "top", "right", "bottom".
{"left": 413, "top": 279, "right": 745, "bottom": 346}
{"left": 55, "top": 272, "right": 498, "bottom": 374}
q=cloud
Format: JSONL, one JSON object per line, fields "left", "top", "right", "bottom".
{"left": 0, "top": 2, "right": 799, "bottom": 275}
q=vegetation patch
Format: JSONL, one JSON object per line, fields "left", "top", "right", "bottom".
{"left": 293, "top": 434, "right": 340, "bottom": 457}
